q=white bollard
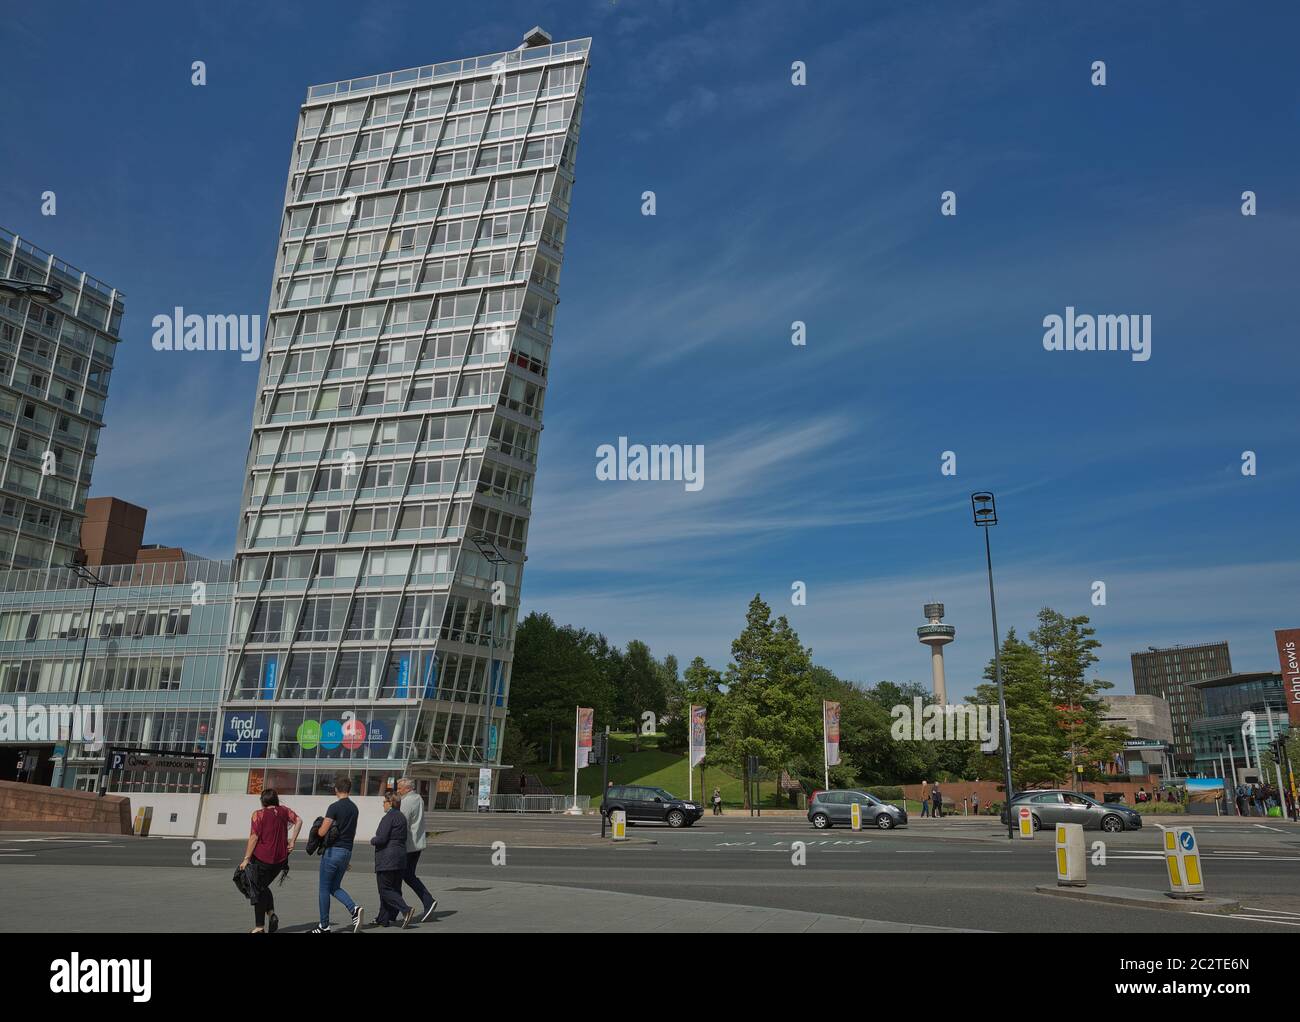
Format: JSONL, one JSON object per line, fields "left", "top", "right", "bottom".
{"left": 611, "top": 809, "right": 627, "bottom": 841}
{"left": 1164, "top": 825, "right": 1204, "bottom": 897}
{"left": 1055, "top": 823, "right": 1086, "bottom": 886}
{"left": 1017, "top": 805, "right": 1034, "bottom": 839}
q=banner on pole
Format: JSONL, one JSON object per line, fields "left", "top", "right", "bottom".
{"left": 689, "top": 705, "right": 707, "bottom": 767}
{"left": 824, "top": 700, "right": 841, "bottom": 767}
{"left": 1274, "top": 629, "right": 1300, "bottom": 728}
{"left": 576, "top": 707, "right": 594, "bottom": 768}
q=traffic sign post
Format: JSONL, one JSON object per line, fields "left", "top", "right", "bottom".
{"left": 1164, "top": 825, "right": 1205, "bottom": 897}
{"left": 1017, "top": 805, "right": 1034, "bottom": 839}
{"left": 1054, "top": 823, "right": 1086, "bottom": 887}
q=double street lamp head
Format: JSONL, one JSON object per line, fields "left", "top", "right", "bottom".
{"left": 0, "top": 278, "right": 63, "bottom": 305}
{"left": 971, "top": 491, "right": 998, "bottom": 528}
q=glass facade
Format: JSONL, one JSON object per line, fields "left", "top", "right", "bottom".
{"left": 1190, "top": 671, "right": 1290, "bottom": 775}
{"left": 216, "top": 35, "right": 589, "bottom": 807}
{"left": 0, "top": 228, "right": 122, "bottom": 570}
{"left": 0, "top": 559, "right": 232, "bottom": 791}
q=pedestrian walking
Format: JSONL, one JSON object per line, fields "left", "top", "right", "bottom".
{"left": 311, "top": 776, "right": 363, "bottom": 934}
{"left": 971, "top": 791, "right": 980, "bottom": 815}
{"left": 372, "top": 791, "right": 415, "bottom": 929}
{"left": 1235, "top": 783, "right": 1248, "bottom": 817}
{"left": 239, "top": 789, "right": 301, "bottom": 934}
{"left": 920, "top": 781, "right": 931, "bottom": 818}
{"left": 931, "top": 784, "right": 943, "bottom": 819}
{"left": 396, "top": 777, "right": 438, "bottom": 923}
{"left": 712, "top": 787, "right": 722, "bottom": 816}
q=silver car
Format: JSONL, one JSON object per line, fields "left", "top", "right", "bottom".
{"left": 1006, "top": 789, "right": 1142, "bottom": 833}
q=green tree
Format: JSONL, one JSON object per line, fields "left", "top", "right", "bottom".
{"left": 972, "top": 628, "right": 1064, "bottom": 789}
{"left": 713, "top": 595, "right": 821, "bottom": 808}
{"left": 509, "top": 613, "right": 614, "bottom": 769}
{"left": 1029, "top": 608, "right": 1129, "bottom": 782}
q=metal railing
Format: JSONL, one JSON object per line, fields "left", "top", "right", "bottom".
{"left": 465, "top": 794, "right": 590, "bottom": 813}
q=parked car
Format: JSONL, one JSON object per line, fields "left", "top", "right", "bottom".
{"left": 807, "top": 790, "right": 908, "bottom": 830}
{"left": 601, "top": 785, "right": 704, "bottom": 827}
{"left": 1001, "top": 789, "right": 1141, "bottom": 832}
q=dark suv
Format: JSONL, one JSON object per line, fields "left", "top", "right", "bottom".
{"left": 601, "top": 785, "right": 704, "bottom": 828}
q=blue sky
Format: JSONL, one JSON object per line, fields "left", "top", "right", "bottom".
{"left": 2, "top": 0, "right": 1296, "bottom": 695}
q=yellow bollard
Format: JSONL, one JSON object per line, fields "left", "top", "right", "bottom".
{"left": 1017, "top": 805, "right": 1034, "bottom": 839}
{"left": 611, "top": 809, "right": 626, "bottom": 841}
{"left": 851, "top": 801, "right": 861, "bottom": 831}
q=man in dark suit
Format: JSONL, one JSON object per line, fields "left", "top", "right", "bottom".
{"left": 371, "top": 791, "right": 415, "bottom": 928}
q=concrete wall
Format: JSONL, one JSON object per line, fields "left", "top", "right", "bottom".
{"left": 196, "top": 793, "right": 390, "bottom": 842}
{"left": 901, "top": 779, "right": 1176, "bottom": 808}
{"left": 122, "top": 793, "right": 204, "bottom": 837}
{"left": 0, "top": 779, "right": 131, "bottom": 833}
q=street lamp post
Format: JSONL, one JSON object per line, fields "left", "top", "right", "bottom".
{"left": 972, "top": 492, "right": 1016, "bottom": 839}
{"left": 52, "top": 561, "right": 111, "bottom": 789}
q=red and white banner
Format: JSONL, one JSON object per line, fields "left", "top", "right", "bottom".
{"left": 575, "top": 707, "right": 594, "bottom": 768}
{"left": 1275, "top": 630, "right": 1300, "bottom": 728}
{"left": 689, "top": 705, "right": 707, "bottom": 768}
{"left": 823, "top": 700, "right": 841, "bottom": 767}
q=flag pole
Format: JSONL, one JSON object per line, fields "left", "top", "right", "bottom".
{"left": 822, "top": 701, "right": 829, "bottom": 791}
{"left": 572, "top": 706, "right": 579, "bottom": 806}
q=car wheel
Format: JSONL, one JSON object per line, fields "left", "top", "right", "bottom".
{"left": 875, "top": 813, "right": 894, "bottom": 830}
{"left": 811, "top": 812, "right": 830, "bottom": 829}
{"left": 1101, "top": 814, "right": 1123, "bottom": 833}
{"left": 1031, "top": 814, "right": 1042, "bottom": 832}
{"left": 666, "top": 809, "right": 685, "bottom": 828}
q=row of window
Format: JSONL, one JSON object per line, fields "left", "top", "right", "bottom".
{"left": 0, "top": 655, "right": 184, "bottom": 693}
{"left": 0, "top": 605, "right": 194, "bottom": 643}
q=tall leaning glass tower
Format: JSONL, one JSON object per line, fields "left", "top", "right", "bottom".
{"left": 215, "top": 28, "right": 588, "bottom": 810}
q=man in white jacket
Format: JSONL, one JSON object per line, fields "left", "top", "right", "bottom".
{"left": 396, "top": 777, "right": 437, "bottom": 922}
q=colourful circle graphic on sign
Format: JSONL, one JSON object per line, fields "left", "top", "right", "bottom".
{"left": 297, "top": 720, "right": 321, "bottom": 750}
{"left": 342, "top": 717, "right": 367, "bottom": 750}
{"left": 321, "top": 719, "right": 343, "bottom": 750}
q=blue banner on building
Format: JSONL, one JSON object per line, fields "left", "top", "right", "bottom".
{"left": 261, "top": 657, "right": 278, "bottom": 700}
{"left": 221, "top": 711, "right": 269, "bottom": 758}
{"left": 422, "top": 655, "right": 438, "bottom": 699}
{"left": 395, "top": 653, "right": 410, "bottom": 698}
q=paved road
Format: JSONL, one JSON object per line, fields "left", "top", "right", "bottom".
{"left": 3, "top": 815, "right": 1297, "bottom": 932}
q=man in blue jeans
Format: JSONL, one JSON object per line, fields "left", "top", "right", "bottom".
{"left": 311, "top": 777, "right": 364, "bottom": 933}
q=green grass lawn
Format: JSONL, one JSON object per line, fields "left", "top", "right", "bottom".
{"left": 526, "top": 732, "right": 794, "bottom": 808}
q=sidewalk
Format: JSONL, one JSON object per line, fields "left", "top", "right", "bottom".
{"left": 0, "top": 864, "right": 976, "bottom": 933}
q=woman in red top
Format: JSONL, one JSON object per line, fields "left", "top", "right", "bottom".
{"left": 239, "top": 789, "right": 301, "bottom": 933}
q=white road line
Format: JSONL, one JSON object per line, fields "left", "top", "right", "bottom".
{"left": 1254, "top": 825, "right": 1288, "bottom": 834}
{"left": 0, "top": 853, "right": 35, "bottom": 857}
{"left": 1242, "top": 905, "right": 1300, "bottom": 916}
{"left": 1189, "top": 913, "right": 1300, "bottom": 927}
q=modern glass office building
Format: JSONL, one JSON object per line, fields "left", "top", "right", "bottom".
{"left": 0, "top": 228, "right": 121, "bottom": 570}
{"left": 0, "top": 558, "right": 232, "bottom": 791}
{"left": 215, "top": 29, "right": 588, "bottom": 808}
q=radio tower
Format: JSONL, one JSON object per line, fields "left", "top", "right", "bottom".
{"left": 917, "top": 603, "right": 956, "bottom": 704}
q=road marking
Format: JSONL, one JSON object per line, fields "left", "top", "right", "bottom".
{"left": 1242, "top": 905, "right": 1300, "bottom": 916}
{"left": 1189, "top": 913, "right": 1300, "bottom": 927}
{"left": 1254, "top": 824, "right": 1288, "bottom": 834}
{"left": 0, "top": 853, "right": 35, "bottom": 857}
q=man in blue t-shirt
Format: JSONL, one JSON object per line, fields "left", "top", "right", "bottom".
{"left": 311, "top": 777, "right": 364, "bottom": 933}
